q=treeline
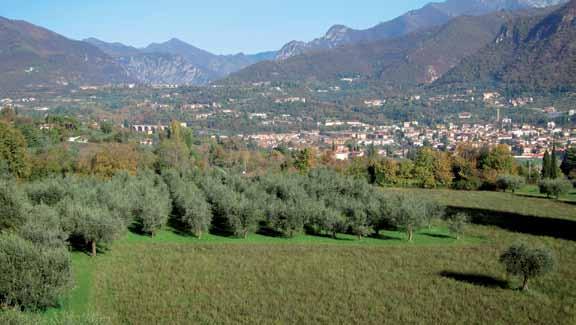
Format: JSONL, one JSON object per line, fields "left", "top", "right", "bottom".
{"left": 1, "top": 110, "right": 575, "bottom": 193}
{"left": 344, "top": 144, "right": 575, "bottom": 194}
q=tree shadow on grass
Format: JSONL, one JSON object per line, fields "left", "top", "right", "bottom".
{"left": 422, "top": 233, "right": 453, "bottom": 239}
{"left": 127, "top": 223, "right": 147, "bottom": 236}
{"left": 306, "top": 232, "right": 355, "bottom": 241}
{"left": 369, "top": 233, "right": 402, "bottom": 241}
{"left": 439, "top": 271, "right": 508, "bottom": 289}
{"left": 166, "top": 215, "right": 195, "bottom": 237}
{"left": 514, "top": 194, "right": 576, "bottom": 206}
{"left": 446, "top": 207, "right": 576, "bottom": 241}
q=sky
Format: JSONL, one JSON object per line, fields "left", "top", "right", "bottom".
{"left": 0, "top": 0, "right": 431, "bottom": 55}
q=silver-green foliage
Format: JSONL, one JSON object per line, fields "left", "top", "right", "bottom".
{"left": 0, "top": 234, "right": 72, "bottom": 310}
{"left": 499, "top": 243, "right": 555, "bottom": 290}
{"left": 446, "top": 213, "right": 469, "bottom": 239}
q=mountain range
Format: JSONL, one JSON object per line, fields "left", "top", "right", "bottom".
{"left": 0, "top": 17, "right": 130, "bottom": 91}
{"left": 84, "top": 37, "right": 276, "bottom": 85}
{"left": 230, "top": 6, "right": 557, "bottom": 85}
{"left": 274, "top": 0, "right": 568, "bottom": 60}
{"left": 0, "top": 0, "right": 573, "bottom": 92}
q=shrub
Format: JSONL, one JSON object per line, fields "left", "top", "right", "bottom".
{"left": 539, "top": 178, "right": 573, "bottom": 199}
{"left": 499, "top": 243, "right": 555, "bottom": 291}
{"left": 0, "top": 234, "right": 72, "bottom": 310}
{"left": 452, "top": 178, "right": 481, "bottom": 191}
{"left": 495, "top": 175, "right": 526, "bottom": 193}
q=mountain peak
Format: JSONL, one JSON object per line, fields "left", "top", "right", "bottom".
{"left": 166, "top": 37, "right": 187, "bottom": 45}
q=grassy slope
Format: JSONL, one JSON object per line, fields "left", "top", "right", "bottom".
{"left": 385, "top": 188, "right": 576, "bottom": 221}
{"left": 516, "top": 185, "right": 576, "bottom": 203}
{"left": 91, "top": 228, "right": 575, "bottom": 324}
{"left": 40, "top": 190, "right": 576, "bottom": 324}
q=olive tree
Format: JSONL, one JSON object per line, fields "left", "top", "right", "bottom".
{"left": 201, "top": 175, "right": 261, "bottom": 238}
{"left": 18, "top": 204, "right": 68, "bottom": 249}
{"left": 343, "top": 200, "right": 373, "bottom": 240}
{"left": 25, "top": 178, "right": 67, "bottom": 206}
{"left": 60, "top": 200, "right": 124, "bottom": 257}
{"left": 495, "top": 175, "right": 526, "bottom": 193}
{"left": 499, "top": 243, "right": 555, "bottom": 291}
{"left": 133, "top": 184, "right": 171, "bottom": 236}
{"left": 259, "top": 174, "right": 311, "bottom": 237}
{"left": 539, "top": 178, "right": 573, "bottom": 199}
{"left": 308, "top": 205, "right": 346, "bottom": 239}
{"left": 0, "top": 180, "right": 30, "bottom": 231}
{"left": 0, "top": 234, "right": 72, "bottom": 310}
{"left": 446, "top": 213, "right": 469, "bottom": 240}
{"left": 172, "top": 180, "right": 212, "bottom": 238}
{"left": 389, "top": 195, "right": 430, "bottom": 241}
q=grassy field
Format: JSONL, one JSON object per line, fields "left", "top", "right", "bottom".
{"left": 36, "top": 190, "right": 576, "bottom": 324}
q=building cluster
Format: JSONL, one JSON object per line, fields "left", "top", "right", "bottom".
{"left": 238, "top": 120, "right": 576, "bottom": 161}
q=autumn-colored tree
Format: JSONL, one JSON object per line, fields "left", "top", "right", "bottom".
{"left": 433, "top": 151, "right": 453, "bottom": 187}
{"left": 378, "top": 159, "right": 399, "bottom": 186}
{"left": 479, "top": 145, "right": 515, "bottom": 180}
{"left": 78, "top": 144, "right": 139, "bottom": 178}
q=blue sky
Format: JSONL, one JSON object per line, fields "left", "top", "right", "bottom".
{"left": 0, "top": 0, "right": 430, "bottom": 54}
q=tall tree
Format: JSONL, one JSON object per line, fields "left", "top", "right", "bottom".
{"left": 413, "top": 147, "right": 436, "bottom": 188}
{"left": 0, "top": 122, "right": 31, "bottom": 179}
{"left": 550, "top": 146, "right": 559, "bottom": 179}
{"left": 542, "top": 150, "right": 551, "bottom": 179}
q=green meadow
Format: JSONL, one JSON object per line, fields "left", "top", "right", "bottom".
{"left": 37, "top": 190, "right": 576, "bottom": 324}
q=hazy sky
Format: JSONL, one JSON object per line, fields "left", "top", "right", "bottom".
{"left": 1, "top": 0, "right": 431, "bottom": 54}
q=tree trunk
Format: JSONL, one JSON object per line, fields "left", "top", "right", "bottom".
{"left": 198, "top": 230, "right": 202, "bottom": 240}
{"left": 408, "top": 226, "right": 414, "bottom": 241}
{"left": 243, "top": 230, "right": 248, "bottom": 239}
{"left": 91, "top": 241, "right": 97, "bottom": 257}
{"left": 522, "top": 276, "right": 529, "bottom": 291}
{"left": 332, "top": 231, "right": 337, "bottom": 239}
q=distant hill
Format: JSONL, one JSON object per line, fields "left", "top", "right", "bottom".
{"left": 84, "top": 37, "right": 141, "bottom": 57}
{"left": 143, "top": 38, "right": 277, "bottom": 77}
{"left": 275, "top": 0, "right": 568, "bottom": 60}
{"left": 0, "top": 17, "right": 131, "bottom": 91}
{"left": 118, "top": 53, "right": 214, "bottom": 85}
{"left": 437, "top": 0, "right": 576, "bottom": 92}
{"left": 230, "top": 9, "right": 547, "bottom": 85}
{"left": 86, "top": 37, "right": 277, "bottom": 85}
